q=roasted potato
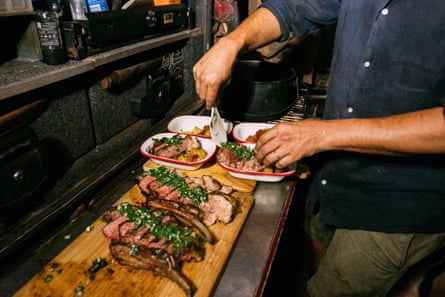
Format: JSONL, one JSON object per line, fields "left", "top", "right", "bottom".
{"left": 185, "top": 125, "right": 211, "bottom": 137}
{"left": 177, "top": 148, "right": 208, "bottom": 162}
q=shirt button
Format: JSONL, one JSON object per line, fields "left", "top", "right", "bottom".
{"left": 363, "top": 61, "right": 371, "bottom": 68}
{"left": 347, "top": 106, "right": 354, "bottom": 113}
{"left": 381, "top": 8, "right": 389, "bottom": 15}
{"left": 321, "top": 179, "right": 327, "bottom": 185}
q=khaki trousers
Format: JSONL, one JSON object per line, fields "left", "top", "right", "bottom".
{"left": 306, "top": 212, "right": 445, "bottom": 297}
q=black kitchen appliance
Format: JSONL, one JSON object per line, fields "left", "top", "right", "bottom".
{"left": 63, "top": 3, "right": 190, "bottom": 59}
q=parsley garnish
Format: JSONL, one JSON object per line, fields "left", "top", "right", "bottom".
{"left": 147, "top": 166, "right": 208, "bottom": 205}
{"left": 117, "top": 202, "right": 195, "bottom": 251}
{"left": 220, "top": 142, "right": 256, "bottom": 160}
{"left": 152, "top": 134, "right": 183, "bottom": 146}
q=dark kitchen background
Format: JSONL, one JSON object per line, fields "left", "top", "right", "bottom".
{"left": 2, "top": 0, "right": 443, "bottom": 295}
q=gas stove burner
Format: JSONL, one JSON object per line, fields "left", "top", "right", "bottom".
{"left": 266, "top": 86, "right": 326, "bottom": 124}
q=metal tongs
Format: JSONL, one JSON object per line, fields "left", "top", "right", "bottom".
{"left": 210, "top": 106, "right": 227, "bottom": 147}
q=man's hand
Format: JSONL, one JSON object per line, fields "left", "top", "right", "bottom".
{"left": 255, "top": 119, "right": 326, "bottom": 168}
{"left": 193, "top": 37, "right": 239, "bottom": 108}
{"left": 193, "top": 7, "right": 282, "bottom": 108}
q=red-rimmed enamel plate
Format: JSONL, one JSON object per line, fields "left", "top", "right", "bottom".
{"left": 140, "top": 132, "right": 217, "bottom": 170}
{"left": 167, "top": 115, "right": 233, "bottom": 138}
{"left": 216, "top": 160, "right": 296, "bottom": 182}
{"left": 232, "top": 122, "right": 275, "bottom": 143}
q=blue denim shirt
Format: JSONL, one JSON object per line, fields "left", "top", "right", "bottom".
{"left": 262, "top": 0, "right": 445, "bottom": 233}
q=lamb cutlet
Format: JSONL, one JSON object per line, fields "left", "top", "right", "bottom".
{"left": 102, "top": 166, "right": 241, "bottom": 297}
{"left": 138, "top": 166, "right": 238, "bottom": 226}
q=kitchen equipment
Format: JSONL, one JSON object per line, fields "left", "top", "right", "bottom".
{"left": 219, "top": 60, "right": 298, "bottom": 122}
{"left": 0, "top": 127, "right": 72, "bottom": 221}
{"left": 210, "top": 106, "right": 227, "bottom": 146}
{"left": 62, "top": 3, "right": 189, "bottom": 58}
{"left": 303, "top": 93, "right": 326, "bottom": 118}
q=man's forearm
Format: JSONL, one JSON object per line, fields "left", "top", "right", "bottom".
{"left": 224, "top": 7, "right": 283, "bottom": 53}
{"left": 324, "top": 107, "right": 445, "bottom": 155}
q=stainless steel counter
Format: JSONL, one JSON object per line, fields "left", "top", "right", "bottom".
{"left": 214, "top": 179, "right": 297, "bottom": 297}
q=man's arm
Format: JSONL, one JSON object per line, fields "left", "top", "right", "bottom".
{"left": 326, "top": 107, "right": 445, "bottom": 155}
{"left": 255, "top": 107, "right": 445, "bottom": 167}
{"left": 193, "top": 7, "right": 282, "bottom": 108}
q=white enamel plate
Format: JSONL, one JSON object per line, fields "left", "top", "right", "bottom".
{"left": 140, "top": 132, "right": 217, "bottom": 170}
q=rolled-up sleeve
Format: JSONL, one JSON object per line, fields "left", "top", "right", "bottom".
{"left": 261, "top": 0, "right": 340, "bottom": 41}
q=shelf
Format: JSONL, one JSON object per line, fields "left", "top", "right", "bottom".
{"left": 0, "top": 28, "right": 200, "bottom": 101}
{"left": 0, "top": 59, "right": 95, "bottom": 101}
{"left": 86, "top": 29, "right": 199, "bottom": 67}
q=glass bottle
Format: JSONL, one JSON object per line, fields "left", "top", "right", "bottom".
{"left": 36, "top": 2, "right": 68, "bottom": 65}
{"left": 69, "top": 0, "right": 87, "bottom": 20}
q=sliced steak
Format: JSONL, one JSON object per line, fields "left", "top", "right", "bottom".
{"left": 151, "top": 135, "right": 196, "bottom": 159}
{"left": 139, "top": 167, "right": 238, "bottom": 227}
{"left": 145, "top": 199, "right": 216, "bottom": 244}
{"left": 207, "top": 191, "right": 238, "bottom": 224}
{"left": 110, "top": 242, "right": 196, "bottom": 297}
{"left": 102, "top": 205, "right": 205, "bottom": 262}
{"left": 216, "top": 143, "right": 265, "bottom": 171}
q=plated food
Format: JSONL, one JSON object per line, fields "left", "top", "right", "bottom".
{"left": 167, "top": 115, "right": 233, "bottom": 138}
{"left": 216, "top": 141, "right": 296, "bottom": 182}
{"left": 102, "top": 166, "right": 240, "bottom": 297}
{"left": 139, "top": 132, "right": 217, "bottom": 170}
{"left": 232, "top": 122, "right": 275, "bottom": 143}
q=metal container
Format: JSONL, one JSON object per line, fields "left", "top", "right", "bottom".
{"left": 219, "top": 60, "right": 298, "bottom": 122}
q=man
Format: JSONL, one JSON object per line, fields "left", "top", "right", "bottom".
{"left": 193, "top": 1, "right": 445, "bottom": 296}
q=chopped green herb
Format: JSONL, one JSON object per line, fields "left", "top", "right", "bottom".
{"left": 74, "top": 285, "right": 84, "bottom": 296}
{"left": 117, "top": 202, "right": 195, "bottom": 251}
{"left": 44, "top": 275, "right": 53, "bottom": 283}
{"left": 146, "top": 166, "right": 208, "bottom": 205}
{"left": 128, "top": 243, "right": 139, "bottom": 255}
{"left": 220, "top": 142, "right": 256, "bottom": 160}
{"left": 88, "top": 257, "right": 108, "bottom": 273}
{"left": 152, "top": 134, "right": 183, "bottom": 146}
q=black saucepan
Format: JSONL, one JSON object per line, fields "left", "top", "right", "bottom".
{"left": 219, "top": 60, "right": 298, "bottom": 122}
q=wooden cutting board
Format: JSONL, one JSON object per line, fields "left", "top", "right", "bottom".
{"left": 13, "top": 160, "right": 256, "bottom": 297}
